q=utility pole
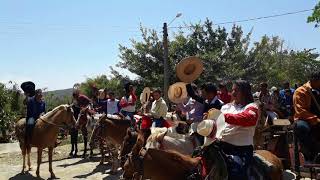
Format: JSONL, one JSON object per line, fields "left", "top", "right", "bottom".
{"left": 163, "top": 22, "right": 169, "bottom": 104}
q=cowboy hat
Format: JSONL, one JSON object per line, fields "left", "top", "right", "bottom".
{"left": 207, "top": 108, "right": 227, "bottom": 139}
{"left": 98, "top": 89, "right": 105, "bottom": 99}
{"left": 168, "top": 82, "right": 188, "bottom": 104}
{"left": 197, "top": 120, "right": 217, "bottom": 147}
{"left": 176, "top": 56, "right": 203, "bottom": 83}
{"left": 21, "top": 81, "right": 35, "bottom": 97}
{"left": 140, "top": 87, "right": 151, "bottom": 104}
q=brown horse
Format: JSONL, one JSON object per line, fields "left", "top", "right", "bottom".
{"left": 123, "top": 131, "right": 228, "bottom": 180}
{"left": 123, "top": 129, "right": 283, "bottom": 180}
{"left": 15, "top": 104, "right": 76, "bottom": 178}
{"left": 90, "top": 116, "right": 131, "bottom": 173}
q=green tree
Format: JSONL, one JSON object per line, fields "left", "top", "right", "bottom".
{"left": 308, "top": 2, "right": 320, "bottom": 27}
{"left": 116, "top": 19, "right": 320, "bottom": 90}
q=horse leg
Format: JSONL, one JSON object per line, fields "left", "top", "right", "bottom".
{"left": 27, "top": 146, "right": 32, "bottom": 171}
{"left": 99, "top": 139, "right": 105, "bottom": 165}
{"left": 21, "top": 146, "right": 26, "bottom": 173}
{"left": 82, "top": 128, "right": 88, "bottom": 158}
{"left": 48, "top": 147, "right": 56, "bottom": 178}
{"left": 36, "top": 148, "right": 43, "bottom": 178}
{"left": 111, "top": 148, "right": 119, "bottom": 174}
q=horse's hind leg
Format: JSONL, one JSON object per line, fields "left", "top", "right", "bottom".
{"left": 20, "top": 145, "right": 26, "bottom": 173}
{"left": 48, "top": 147, "right": 56, "bottom": 178}
{"left": 36, "top": 148, "right": 43, "bottom": 178}
{"left": 82, "top": 128, "right": 88, "bottom": 158}
{"left": 27, "top": 146, "right": 32, "bottom": 170}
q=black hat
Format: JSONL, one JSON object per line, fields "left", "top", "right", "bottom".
{"left": 21, "top": 81, "right": 35, "bottom": 97}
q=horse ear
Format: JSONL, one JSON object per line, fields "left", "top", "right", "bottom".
{"left": 67, "top": 105, "right": 72, "bottom": 112}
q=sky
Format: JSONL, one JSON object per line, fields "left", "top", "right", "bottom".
{"left": 0, "top": 0, "right": 319, "bottom": 90}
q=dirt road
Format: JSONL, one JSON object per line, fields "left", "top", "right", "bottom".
{"left": 0, "top": 143, "right": 122, "bottom": 180}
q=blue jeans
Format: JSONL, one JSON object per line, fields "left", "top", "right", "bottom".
{"left": 295, "top": 120, "right": 320, "bottom": 161}
{"left": 152, "top": 118, "right": 163, "bottom": 127}
{"left": 120, "top": 110, "right": 135, "bottom": 124}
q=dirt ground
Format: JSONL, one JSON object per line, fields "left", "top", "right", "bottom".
{"left": 0, "top": 143, "right": 122, "bottom": 180}
{"left": 0, "top": 142, "right": 314, "bottom": 180}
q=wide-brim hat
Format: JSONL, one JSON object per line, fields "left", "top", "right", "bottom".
{"left": 176, "top": 56, "right": 203, "bottom": 83}
{"left": 98, "top": 89, "right": 105, "bottom": 99}
{"left": 207, "top": 108, "right": 226, "bottom": 139}
{"left": 21, "top": 81, "right": 35, "bottom": 97}
{"left": 168, "top": 82, "right": 188, "bottom": 104}
{"left": 197, "top": 120, "right": 217, "bottom": 147}
{"left": 140, "top": 87, "right": 151, "bottom": 104}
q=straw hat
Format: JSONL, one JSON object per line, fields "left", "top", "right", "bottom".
{"left": 168, "top": 82, "right": 188, "bottom": 104}
{"left": 140, "top": 87, "right": 151, "bottom": 104}
{"left": 176, "top": 56, "right": 203, "bottom": 83}
{"left": 197, "top": 120, "right": 217, "bottom": 147}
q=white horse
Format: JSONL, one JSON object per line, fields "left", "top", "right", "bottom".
{"left": 145, "top": 126, "right": 199, "bottom": 155}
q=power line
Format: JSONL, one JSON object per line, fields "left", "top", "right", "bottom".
{"left": 169, "top": 8, "right": 314, "bottom": 29}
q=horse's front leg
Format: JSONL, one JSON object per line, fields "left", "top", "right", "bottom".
{"left": 110, "top": 147, "right": 119, "bottom": 174}
{"left": 48, "top": 147, "right": 56, "bottom": 178}
{"left": 99, "top": 139, "right": 105, "bottom": 164}
{"left": 82, "top": 128, "right": 88, "bottom": 158}
{"left": 36, "top": 148, "right": 43, "bottom": 178}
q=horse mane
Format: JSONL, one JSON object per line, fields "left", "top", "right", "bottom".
{"left": 165, "top": 150, "right": 200, "bottom": 170}
{"left": 41, "top": 104, "right": 68, "bottom": 119}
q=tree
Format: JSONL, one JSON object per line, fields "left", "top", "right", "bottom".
{"left": 308, "top": 2, "right": 320, "bottom": 27}
{"left": 0, "top": 83, "right": 20, "bottom": 142}
{"left": 116, "top": 19, "right": 320, "bottom": 91}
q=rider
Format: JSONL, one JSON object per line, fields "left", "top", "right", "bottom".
{"left": 186, "top": 82, "right": 224, "bottom": 113}
{"left": 119, "top": 83, "right": 137, "bottom": 124}
{"left": 106, "top": 91, "right": 120, "bottom": 115}
{"left": 294, "top": 71, "right": 320, "bottom": 163}
{"left": 26, "top": 89, "right": 46, "bottom": 146}
{"left": 199, "top": 80, "right": 259, "bottom": 180}
{"left": 144, "top": 88, "right": 168, "bottom": 127}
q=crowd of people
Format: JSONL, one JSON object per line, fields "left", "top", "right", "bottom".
{"left": 20, "top": 68, "right": 320, "bottom": 179}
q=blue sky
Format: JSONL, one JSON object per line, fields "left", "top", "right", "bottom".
{"left": 0, "top": 0, "right": 319, "bottom": 90}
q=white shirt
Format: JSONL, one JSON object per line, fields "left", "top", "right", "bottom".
{"left": 219, "top": 102, "right": 259, "bottom": 146}
{"left": 107, "top": 99, "right": 119, "bottom": 114}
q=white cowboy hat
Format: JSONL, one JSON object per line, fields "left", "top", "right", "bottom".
{"left": 140, "top": 87, "right": 151, "bottom": 104}
{"left": 98, "top": 89, "right": 105, "bottom": 99}
{"left": 207, "top": 108, "right": 227, "bottom": 139}
{"left": 197, "top": 120, "right": 217, "bottom": 147}
{"left": 168, "top": 82, "right": 188, "bottom": 104}
{"left": 176, "top": 56, "right": 203, "bottom": 83}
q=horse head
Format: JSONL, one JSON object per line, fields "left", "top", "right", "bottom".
{"left": 62, "top": 105, "right": 77, "bottom": 128}
{"left": 75, "top": 108, "right": 89, "bottom": 129}
{"left": 120, "top": 128, "right": 138, "bottom": 167}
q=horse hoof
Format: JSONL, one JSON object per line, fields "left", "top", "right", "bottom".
{"left": 28, "top": 167, "right": 32, "bottom": 171}
{"left": 50, "top": 173, "right": 56, "bottom": 179}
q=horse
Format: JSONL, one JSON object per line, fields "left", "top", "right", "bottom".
{"left": 15, "top": 104, "right": 76, "bottom": 178}
{"left": 89, "top": 115, "right": 131, "bottom": 174}
{"left": 74, "top": 107, "right": 97, "bottom": 158}
{"left": 123, "top": 128, "right": 283, "bottom": 180}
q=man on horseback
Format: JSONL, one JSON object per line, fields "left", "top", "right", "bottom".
{"left": 294, "top": 71, "right": 320, "bottom": 163}
{"left": 25, "top": 89, "right": 46, "bottom": 146}
{"left": 186, "top": 82, "right": 224, "bottom": 113}
{"left": 144, "top": 88, "right": 168, "bottom": 127}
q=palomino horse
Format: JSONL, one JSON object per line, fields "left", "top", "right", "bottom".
{"left": 89, "top": 115, "right": 131, "bottom": 173}
{"left": 15, "top": 104, "right": 76, "bottom": 178}
{"left": 74, "top": 107, "right": 97, "bottom": 157}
